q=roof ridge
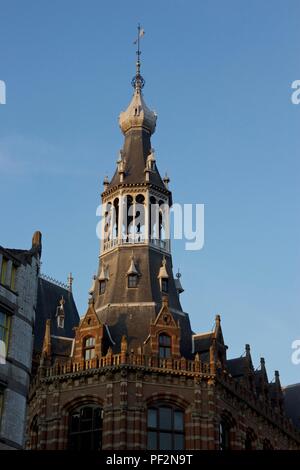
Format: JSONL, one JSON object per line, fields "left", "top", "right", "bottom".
{"left": 40, "top": 273, "right": 69, "bottom": 291}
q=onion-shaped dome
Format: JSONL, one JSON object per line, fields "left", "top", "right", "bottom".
{"left": 119, "top": 87, "right": 157, "bottom": 135}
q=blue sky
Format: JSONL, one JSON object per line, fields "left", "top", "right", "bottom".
{"left": 0, "top": 0, "right": 299, "bottom": 385}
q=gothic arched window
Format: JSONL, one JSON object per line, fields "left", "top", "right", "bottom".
{"left": 83, "top": 336, "right": 95, "bottom": 361}
{"left": 159, "top": 333, "right": 171, "bottom": 358}
{"left": 147, "top": 405, "right": 185, "bottom": 450}
{"left": 68, "top": 405, "right": 103, "bottom": 450}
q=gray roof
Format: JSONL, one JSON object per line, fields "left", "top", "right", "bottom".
{"left": 95, "top": 247, "right": 182, "bottom": 311}
{"left": 93, "top": 244, "right": 194, "bottom": 356}
{"left": 107, "top": 129, "right": 167, "bottom": 191}
{"left": 34, "top": 277, "right": 80, "bottom": 353}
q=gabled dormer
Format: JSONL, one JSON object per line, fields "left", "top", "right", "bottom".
{"left": 73, "top": 302, "right": 104, "bottom": 362}
{"left": 146, "top": 297, "right": 181, "bottom": 359}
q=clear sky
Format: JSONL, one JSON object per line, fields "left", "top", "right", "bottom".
{"left": 0, "top": 0, "right": 299, "bottom": 385}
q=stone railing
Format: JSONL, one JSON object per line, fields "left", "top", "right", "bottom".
{"left": 39, "top": 353, "right": 211, "bottom": 379}
{"left": 103, "top": 237, "right": 169, "bottom": 252}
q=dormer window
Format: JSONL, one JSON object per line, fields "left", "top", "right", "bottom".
{"left": 99, "top": 280, "right": 106, "bottom": 295}
{"left": 56, "top": 296, "right": 65, "bottom": 329}
{"left": 57, "top": 315, "right": 64, "bottom": 329}
{"left": 98, "top": 265, "right": 108, "bottom": 294}
{"left": 161, "top": 278, "right": 168, "bottom": 293}
{"left": 128, "top": 274, "right": 138, "bottom": 288}
{"left": 158, "top": 256, "right": 169, "bottom": 294}
{"left": 159, "top": 333, "right": 171, "bottom": 358}
{"left": 84, "top": 337, "right": 95, "bottom": 361}
{"left": 127, "top": 255, "right": 139, "bottom": 288}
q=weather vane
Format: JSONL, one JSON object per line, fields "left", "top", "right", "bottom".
{"left": 132, "top": 24, "right": 145, "bottom": 90}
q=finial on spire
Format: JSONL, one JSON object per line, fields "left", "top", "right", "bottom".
{"left": 175, "top": 268, "right": 184, "bottom": 294}
{"left": 132, "top": 24, "right": 145, "bottom": 91}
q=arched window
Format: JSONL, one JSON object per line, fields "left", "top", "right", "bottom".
{"left": 83, "top": 337, "right": 95, "bottom": 361}
{"left": 159, "top": 334, "right": 171, "bottom": 358}
{"left": 219, "top": 421, "right": 230, "bottom": 450}
{"left": 147, "top": 405, "right": 185, "bottom": 450}
{"left": 68, "top": 405, "right": 103, "bottom": 450}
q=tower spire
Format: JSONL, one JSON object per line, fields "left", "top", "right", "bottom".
{"left": 132, "top": 24, "right": 145, "bottom": 92}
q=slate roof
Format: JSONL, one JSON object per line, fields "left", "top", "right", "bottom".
{"left": 95, "top": 246, "right": 182, "bottom": 312}
{"left": 34, "top": 277, "right": 80, "bottom": 353}
{"left": 283, "top": 383, "right": 300, "bottom": 429}
{"left": 107, "top": 129, "right": 166, "bottom": 191}
{"left": 96, "top": 304, "right": 193, "bottom": 359}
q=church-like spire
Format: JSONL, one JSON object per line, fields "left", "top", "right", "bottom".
{"left": 119, "top": 25, "right": 157, "bottom": 136}
{"left": 93, "top": 31, "right": 193, "bottom": 359}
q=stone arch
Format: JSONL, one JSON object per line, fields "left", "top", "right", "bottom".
{"left": 145, "top": 392, "right": 189, "bottom": 410}
{"left": 62, "top": 395, "right": 104, "bottom": 416}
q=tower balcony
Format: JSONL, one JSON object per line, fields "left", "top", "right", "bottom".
{"left": 103, "top": 235, "right": 170, "bottom": 253}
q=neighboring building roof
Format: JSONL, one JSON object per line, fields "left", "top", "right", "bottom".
{"left": 2, "top": 231, "right": 42, "bottom": 265}
{"left": 34, "top": 277, "right": 80, "bottom": 353}
{"left": 283, "top": 383, "right": 300, "bottom": 429}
